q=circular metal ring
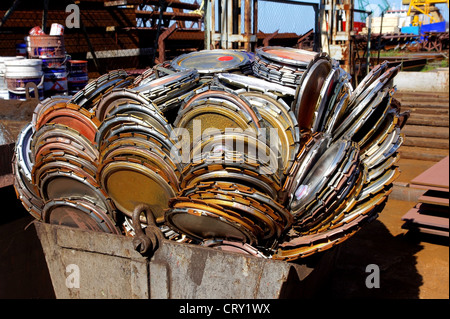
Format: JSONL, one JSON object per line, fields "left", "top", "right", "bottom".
{"left": 42, "top": 197, "right": 120, "bottom": 234}
{"left": 171, "top": 49, "right": 252, "bottom": 74}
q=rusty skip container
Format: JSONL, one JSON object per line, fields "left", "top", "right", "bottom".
{"left": 34, "top": 221, "right": 338, "bottom": 299}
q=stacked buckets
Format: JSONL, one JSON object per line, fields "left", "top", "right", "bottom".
{"left": 3, "top": 57, "right": 43, "bottom": 100}
{"left": 28, "top": 34, "right": 68, "bottom": 98}
{"left": 67, "top": 60, "right": 89, "bottom": 95}
{"left": 0, "top": 28, "right": 89, "bottom": 101}
{"left": 0, "top": 56, "right": 25, "bottom": 99}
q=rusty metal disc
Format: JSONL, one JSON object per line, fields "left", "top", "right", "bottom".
{"left": 309, "top": 163, "right": 367, "bottom": 235}
{"left": 289, "top": 138, "right": 357, "bottom": 218}
{"left": 95, "top": 113, "right": 171, "bottom": 146}
{"left": 332, "top": 87, "right": 394, "bottom": 143}
{"left": 15, "top": 122, "right": 34, "bottom": 180}
{"left": 165, "top": 197, "right": 260, "bottom": 244}
{"left": 99, "top": 131, "right": 182, "bottom": 171}
{"left": 32, "top": 96, "right": 71, "bottom": 130}
{"left": 367, "top": 151, "right": 400, "bottom": 183}
{"left": 360, "top": 111, "right": 398, "bottom": 157}
{"left": 238, "top": 91, "right": 301, "bottom": 176}
{"left": 202, "top": 239, "right": 267, "bottom": 257}
{"left": 38, "top": 167, "right": 116, "bottom": 217}
{"left": 171, "top": 49, "right": 252, "bottom": 74}
{"left": 362, "top": 126, "right": 402, "bottom": 169}
{"left": 35, "top": 103, "right": 99, "bottom": 144}
{"left": 349, "top": 61, "right": 389, "bottom": 107}
{"left": 181, "top": 166, "right": 280, "bottom": 201}
{"left": 293, "top": 57, "right": 332, "bottom": 132}
{"left": 34, "top": 150, "right": 98, "bottom": 181}
{"left": 134, "top": 69, "right": 199, "bottom": 98}
{"left": 99, "top": 133, "right": 183, "bottom": 174}
{"left": 70, "top": 69, "right": 131, "bottom": 109}
{"left": 273, "top": 186, "right": 388, "bottom": 261}
{"left": 335, "top": 186, "right": 392, "bottom": 229}
{"left": 357, "top": 166, "right": 400, "bottom": 202}
{"left": 311, "top": 67, "right": 342, "bottom": 133}
{"left": 12, "top": 152, "right": 44, "bottom": 220}
{"left": 98, "top": 123, "right": 180, "bottom": 161}
{"left": 318, "top": 68, "right": 351, "bottom": 134}
{"left": 189, "top": 145, "right": 280, "bottom": 186}
{"left": 181, "top": 86, "right": 263, "bottom": 128}
{"left": 103, "top": 100, "right": 172, "bottom": 133}
{"left": 182, "top": 181, "right": 293, "bottom": 231}
{"left": 174, "top": 102, "right": 260, "bottom": 153}
{"left": 94, "top": 88, "right": 160, "bottom": 122}
{"left": 190, "top": 131, "right": 276, "bottom": 164}
{"left": 322, "top": 90, "right": 350, "bottom": 136}
{"left": 184, "top": 190, "right": 280, "bottom": 241}
{"left": 31, "top": 123, "right": 99, "bottom": 163}
{"left": 99, "top": 159, "right": 178, "bottom": 222}
{"left": 256, "top": 46, "right": 318, "bottom": 68}
{"left": 345, "top": 65, "right": 400, "bottom": 115}
{"left": 281, "top": 133, "right": 330, "bottom": 205}
{"left": 101, "top": 146, "right": 180, "bottom": 187}
{"left": 42, "top": 197, "right": 120, "bottom": 234}
{"left": 292, "top": 144, "right": 361, "bottom": 232}
{"left": 132, "top": 61, "right": 175, "bottom": 87}
{"left": 216, "top": 73, "right": 296, "bottom": 97}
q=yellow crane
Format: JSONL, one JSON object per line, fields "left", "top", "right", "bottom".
{"left": 403, "top": 0, "right": 449, "bottom": 26}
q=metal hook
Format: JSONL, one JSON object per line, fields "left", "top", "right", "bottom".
{"left": 132, "top": 204, "right": 164, "bottom": 257}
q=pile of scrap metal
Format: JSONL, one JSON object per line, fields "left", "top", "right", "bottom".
{"left": 354, "top": 32, "right": 422, "bottom": 52}
{"left": 12, "top": 46, "right": 409, "bottom": 261}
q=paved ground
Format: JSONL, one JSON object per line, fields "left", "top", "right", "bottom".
{"left": 317, "top": 158, "right": 449, "bottom": 299}
{"left": 318, "top": 199, "right": 449, "bottom": 299}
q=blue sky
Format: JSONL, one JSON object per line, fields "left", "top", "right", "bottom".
{"left": 180, "top": 0, "right": 448, "bottom": 35}
{"left": 256, "top": 0, "right": 449, "bottom": 34}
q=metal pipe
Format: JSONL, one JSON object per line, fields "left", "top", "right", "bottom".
{"left": 244, "top": 0, "right": 252, "bottom": 51}
{"left": 0, "top": 0, "right": 22, "bottom": 28}
{"left": 377, "top": 10, "right": 384, "bottom": 65}
{"left": 151, "top": 0, "right": 168, "bottom": 65}
{"left": 204, "top": 0, "right": 211, "bottom": 49}
{"left": 367, "top": 11, "right": 372, "bottom": 75}
{"left": 313, "top": 4, "right": 320, "bottom": 52}
{"left": 253, "top": 0, "right": 258, "bottom": 35}
{"left": 42, "top": 0, "right": 49, "bottom": 33}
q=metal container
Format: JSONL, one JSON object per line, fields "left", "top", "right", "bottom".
{"left": 34, "top": 221, "right": 338, "bottom": 299}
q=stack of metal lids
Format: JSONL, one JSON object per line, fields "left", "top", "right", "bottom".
{"left": 13, "top": 47, "right": 408, "bottom": 261}
{"left": 171, "top": 49, "right": 253, "bottom": 75}
{"left": 252, "top": 46, "right": 319, "bottom": 87}
{"left": 14, "top": 95, "right": 122, "bottom": 234}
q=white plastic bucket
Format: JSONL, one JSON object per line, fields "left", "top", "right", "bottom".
{"left": 50, "top": 23, "right": 64, "bottom": 36}
{"left": 0, "top": 56, "right": 25, "bottom": 91}
{"left": 5, "top": 58, "right": 44, "bottom": 100}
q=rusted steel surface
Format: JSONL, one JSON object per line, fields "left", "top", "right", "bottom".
{"left": 35, "top": 221, "right": 338, "bottom": 299}
{"left": 402, "top": 204, "right": 449, "bottom": 237}
{"left": 401, "top": 156, "right": 449, "bottom": 238}
{"left": 411, "top": 156, "right": 449, "bottom": 190}
{"left": 418, "top": 190, "right": 449, "bottom": 207}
